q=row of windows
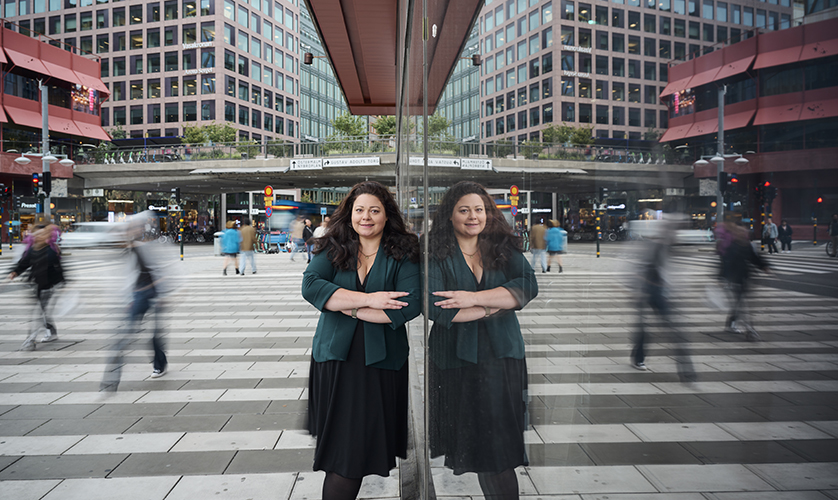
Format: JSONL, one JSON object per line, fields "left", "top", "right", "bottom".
{"left": 109, "top": 75, "right": 215, "bottom": 100}
{"left": 559, "top": 23, "right": 760, "bottom": 52}
{"left": 224, "top": 23, "right": 298, "bottom": 72}
{"left": 223, "top": 0, "right": 296, "bottom": 36}
{"left": 482, "top": 104, "right": 668, "bottom": 138}
{"left": 557, "top": 0, "right": 790, "bottom": 24}
{"left": 223, "top": 75, "right": 297, "bottom": 113}
{"left": 4, "top": 72, "right": 101, "bottom": 115}
{"left": 99, "top": 50, "right": 213, "bottom": 74}
{"left": 103, "top": 101, "right": 297, "bottom": 137}
{"left": 3, "top": 0, "right": 217, "bottom": 18}
{"left": 485, "top": 80, "right": 664, "bottom": 116}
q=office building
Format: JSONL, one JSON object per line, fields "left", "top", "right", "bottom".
{"left": 4, "top": 0, "right": 301, "bottom": 142}
{"left": 476, "top": 0, "right": 794, "bottom": 144}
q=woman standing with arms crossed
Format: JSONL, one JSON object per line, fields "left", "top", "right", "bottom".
{"left": 301, "top": 181, "right": 420, "bottom": 500}
{"left": 426, "top": 181, "right": 538, "bottom": 500}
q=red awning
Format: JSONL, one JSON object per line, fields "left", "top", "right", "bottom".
{"left": 754, "top": 46, "right": 803, "bottom": 70}
{"left": 723, "top": 109, "right": 756, "bottom": 131}
{"left": 800, "top": 38, "right": 838, "bottom": 62}
{"left": 799, "top": 98, "right": 838, "bottom": 121}
{"left": 0, "top": 106, "right": 7, "bottom": 123}
{"left": 660, "top": 75, "right": 694, "bottom": 98}
{"left": 715, "top": 56, "right": 755, "bottom": 81}
{"left": 4, "top": 48, "right": 49, "bottom": 75}
{"left": 754, "top": 103, "right": 802, "bottom": 125}
{"left": 0, "top": 48, "right": 7, "bottom": 64}
{"left": 687, "top": 66, "right": 721, "bottom": 90}
{"left": 73, "top": 71, "right": 110, "bottom": 94}
{"left": 49, "top": 116, "right": 82, "bottom": 136}
{"left": 660, "top": 123, "right": 693, "bottom": 142}
{"left": 74, "top": 120, "right": 111, "bottom": 141}
{"left": 4, "top": 104, "right": 44, "bottom": 129}
{"left": 685, "top": 118, "right": 718, "bottom": 139}
{"left": 42, "top": 59, "right": 82, "bottom": 86}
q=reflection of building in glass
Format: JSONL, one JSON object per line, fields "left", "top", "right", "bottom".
{"left": 474, "top": 0, "right": 795, "bottom": 144}
{"left": 660, "top": 16, "right": 838, "bottom": 239}
{"left": 437, "top": 25, "right": 481, "bottom": 141}
{"left": 299, "top": 2, "right": 349, "bottom": 141}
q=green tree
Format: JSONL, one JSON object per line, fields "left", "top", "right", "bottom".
{"left": 183, "top": 124, "right": 206, "bottom": 144}
{"left": 542, "top": 123, "right": 574, "bottom": 145}
{"left": 205, "top": 123, "right": 237, "bottom": 143}
{"left": 644, "top": 127, "right": 662, "bottom": 142}
{"left": 374, "top": 115, "right": 397, "bottom": 139}
{"left": 109, "top": 125, "right": 127, "bottom": 140}
{"left": 331, "top": 113, "right": 367, "bottom": 137}
{"left": 420, "top": 112, "right": 451, "bottom": 139}
{"left": 569, "top": 126, "right": 594, "bottom": 147}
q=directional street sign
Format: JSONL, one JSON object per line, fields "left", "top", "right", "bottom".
{"left": 460, "top": 158, "right": 493, "bottom": 170}
{"left": 322, "top": 157, "right": 381, "bottom": 167}
{"left": 290, "top": 158, "right": 323, "bottom": 170}
{"left": 409, "top": 157, "right": 461, "bottom": 167}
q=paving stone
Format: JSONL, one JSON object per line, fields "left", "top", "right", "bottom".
{"left": 697, "top": 393, "right": 797, "bottom": 407}
{"left": 0, "top": 404, "right": 101, "bottom": 420}
{"left": 747, "top": 462, "right": 838, "bottom": 490}
{"left": 777, "top": 391, "right": 838, "bottom": 406}
{"left": 748, "top": 405, "right": 838, "bottom": 421}
{"left": 0, "top": 455, "right": 21, "bottom": 471}
{"left": 777, "top": 439, "right": 838, "bottom": 462}
{"left": 221, "top": 413, "right": 307, "bottom": 432}
{"left": 619, "top": 394, "right": 711, "bottom": 408}
{"left": 638, "top": 464, "right": 774, "bottom": 492}
{"left": 224, "top": 450, "right": 315, "bottom": 474}
{"left": 0, "top": 478, "right": 62, "bottom": 500}
{"left": 716, "top": 421, "right": 833, "bottom": 441}
{"left": 27, "top": 417, "right": 139, "bottom": 436}
{"left": 704, "top": 492, "right": 832, "bottom": 500}
{"left": 525, "top": 443, "right": 595, "bottom": 467}
{"left": 664, "top": 406, "right": 767, "bottom": 423}
{"left": 0, "top": 418, "right": 47, "bottom": 435}
{"left": 124, "top": 415, "right": 230, "bottom": 434}
{"left": 65, "top": 432, "right": 184, "bottom": 454}
{"left": 254, "top": 378, "right": 309, "bottom": 389}
{"left": 0, "top": 435, "right": 84, "bottom": 455}
{"left": 108, "top": 451, "right": 236, "bottom": 477}
{"left": 580, "top": 442, "right": 702, "bottom": 466}
{"left": 166, "top": 472, "right": 297, "bottom": 500}
{"left": 681, "top": 441, "right": 809, "bottom": 464}
{"left": 538, "top": 395, "right": 629, "bottom": 409}
{"left": 0, "top": 453, "right": 128, "bottom": 479}
{"left": 265, "top": 400, "right": 308, "bottom": 413}
{"left": 179, "top": 378, "right": 262, "bottom": 390}
{"left": 171, "top": 430, "right": 281, "bottom": 452}
{"left": 85, "top": 402, "right": 186, "bottom": 418}
{"left": 527, "top": 465, "right": 657, "bottom": 494}
{"left": 580, "top": 408, "right": 680, "bottom": 424}
{"left": 176, "top": 401, "right": 271, "bottom": 416}
{"left": 40, "top": 475, "right": 180, "bottom": 500}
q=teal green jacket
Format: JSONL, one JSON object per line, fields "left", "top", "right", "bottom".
{"left": 302, "top": 247, "right": 421, "bottom": 370}
{"left": 426, "top": 247, "right": 537, "bottom": 369}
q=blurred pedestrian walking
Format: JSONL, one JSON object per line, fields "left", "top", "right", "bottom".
{"left": 7, "top": 224, "right": 64, "bottom": 350}
{"left": 101, "top": 213, "right": 171, "bottom": 390}
{"left": 630, "top": 220, "right": 695, "bottom": 382}
{"left": 721, "top": 221, "right": 770, "bottom": 341}
{"left": 313, "top": 216, "right": 330, "bottom": 239}
{"left": 289, "top": 215, "right": 305, "bottom": 261}
{"left": 303, "top": 218, "right": 314, "bottom": 264}
{"left": 239, "top": 218, "right": 257, "bottom": 275}
{"left": 545, "top": 219, "right": 566, "bottom": 273}
{"left": 221, "top": 220, "right": 241, "bottom": 275}
{"left": 529, "top": 219, "right": 547, "bottom": 273}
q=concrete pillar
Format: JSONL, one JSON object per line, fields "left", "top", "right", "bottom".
{"left": 220, "top": 192, "right": 227, "bottom": 225}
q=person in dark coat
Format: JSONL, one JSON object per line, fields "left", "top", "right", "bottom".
{"left": 425, "top": 181, "right": 538, "bottom": 500}
{"left": 8, "top": 224, "right": 64, "bottom": 350}
{"left": 777, "top": 220, "right": 793, "bottom": 253}
{"left": 301, "top": 181, "right": 420, "bottom": 500}
{"left": 721, "top": 222, "right": 770, "bottom": 341}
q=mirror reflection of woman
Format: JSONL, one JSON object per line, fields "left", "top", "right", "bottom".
{"left": 302, "top": 181, "right": 420, "bottom": 500}
{"left": 426, "top": 181, "right": 538, "bottom": 499}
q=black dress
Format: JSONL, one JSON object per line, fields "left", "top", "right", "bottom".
{"left": 307, "top": 273, "right": 409, "bottom": 479}
{"left": 429, "top": 274, "right": 529, "bottom": 475}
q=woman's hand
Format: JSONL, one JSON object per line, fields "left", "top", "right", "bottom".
{"left": 365, "top": 291, "right": 410, "bottom": 310}
{"left": 433, "top": 290, "right": 478, "bottom": 309}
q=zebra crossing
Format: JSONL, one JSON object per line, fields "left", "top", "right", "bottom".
{"left": 0, "top": 252, "right": 836, "bottom": 499}
{"left": 665, "top": 246, "right": 838, "bottom": 276}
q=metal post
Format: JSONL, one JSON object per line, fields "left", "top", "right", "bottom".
{"left": 813, "top": 216, "right": 817, "bottom": 245}
{"left": 41, "top": 81, "right": 50, "bottom": 223}
{"left": 716, "top": 85, "right": 726, "bottom": 225}
{"left": 596, "top": 208, "right": 601, "bottom": 258}
{"left": 760, "top": 206, "right": 765, "bottom": 251}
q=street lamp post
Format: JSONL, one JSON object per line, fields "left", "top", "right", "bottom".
{"left": 715, "top": 85, "right": 726, "bottom": 224}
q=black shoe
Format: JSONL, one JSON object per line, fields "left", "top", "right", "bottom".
{"left": 559, "top": 266, "right": 563, "bottom": 273}
{"left": 235, "top": 269, "right": 240, "bottom": 274}
{"left": 547, "top": 266, "right": 551, "bottom": 272}
{"left": 223, "top": 269, "right": 227, "bottom": 276}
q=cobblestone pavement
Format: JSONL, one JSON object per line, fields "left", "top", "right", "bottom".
{"left": 1, "top": 242, "right": 837, "bottom": 499}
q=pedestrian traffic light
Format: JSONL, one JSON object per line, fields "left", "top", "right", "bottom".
{"left": 765, "top": 185, "right": 777, "bottom": 204}
{"left": 817, "top": 197, "right": 823, "bottom": 204}
{"left": 0, "top": 183, "right": 8, "bottom": 197}
{"left": 31, "top": 173, "right": 41, "bottom": 194}
{"left": 599, "top": 186, "right": 608, "bottom": 203}
{"left": 719, "top": 172, "right": 738, "bottom": 193}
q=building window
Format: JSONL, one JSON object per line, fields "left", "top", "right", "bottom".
{"left": 164, "top": 0, "right": 178, "bottom": 20}
{"left": 628, "top": 35, "right": 640, "bottom": 54}
{"left": 612, "top": 33, "right": 624, "bottom": 52}
{"left": 183, "top": 101, "right": 197, "bottom": 121}
{"left": 596, "top": 105, "right": 608, "bottom": 124}
{"left": 201, "top": 74, "right": 215, "bottom": 94}
{"left": 65, "top": 14, "right": 77, "bottom": 33}
{"left": 183, "top": 0, "right": 197, "bottom": 18}
{"left": 628, "top": 83, "right": 640, "bottom": 102}
{"left": 628, "top": 11, "right": 640, "bottom": 30}
{"left": 561, "top": 77, "right": 574, "bottom": 96}
{"left": 628, "top": 59, "right": 640, "bottom": 78}
{"left": 238, "top": 105, "right": 248, "bottom": 125}
{"left": 148, "top": 29, "right": 160, "bottom": 48}
{"left": 165, "top": 26, "right": 177, "bottom": 45}
{"left": 225, "top": 101, "right": 235, "bottom": 122}
{"left": 166, "top": 76, "right": 179, "bottom": 97}
{"left": 113, "top": 57, "right": 125, "bottom": 76}
{"left": 629, "top": 107, "right": 640, "bottom": 126}
{"left": 612, "top": 106, "right": 624, "bottom": 125}
{"left": 130, "top": 4, "right": 142, "bottom": 24}
{"left": 130, "top": 30, "right": 142, "bottom": 50}
{"left": 165, "top": 52, "right": 177, "bottom": 71}
{"left": 113, "top": 106, "right": 126, "bottom": 126}
{"left": 96, "top": 34, "right": 108, "bottom": 53}
{"left": 561, "top": 102, "right": 573, "bottom": 122}
{"left": 130, "top": 105, "right": 143, "bottom": 125}
{"left": 113, "top": 8, "right": 125, "bottom": 27}
{"left": 674, "top": 19, "right": 685, "bottom": 37}
{"left": 579, "top": 78, "right": 591, "bottom": 98}
{"left": 165, "top": 102, "right": 178, "bottom": 122}
{"left": 148, "top": 104, "right": 161, "bottom": 123}
{"left": 644, "top": 61, "right": 656, "bottom": 80}
{"left": 689, "top": 21, "right": 700, "bottom": 39}
{"left": 579, "top": 103, "right": 592, "bottom": 123}
{"left": 148, "top": 2, "right": 160, "bottom": 22}
{"left": 184, "top": 77, "right": 197, "bottom": 96}
{"left": 596, "top": 80, "right": 608, "bottom": 99}
{"left": 148, "top": 79, "right": 161, "bottom": 98}
{"left": 147, "top": 53, "right": 160, "bottom": 73}
{"left": 129, "top": 54, "right": 142, "bottom": 74}
{"left": 612, "top": 57, "right": 624, "bottom": 77}
{"left": 644, "top": 13, "right": 655, "bottom": 32}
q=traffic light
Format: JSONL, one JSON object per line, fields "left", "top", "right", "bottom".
{"left": 599, "top": 186, "right": 609, "bottom": 203}
{"left": 0, "top": 183, "right": 8, "bottom": 198}
{"left": 42, "top": 171, "right": 51, "bottom": 196}
{"left": 755, "top": 185, "right": 764, "bottom": 203}
{"left": 719, "top": 172, "right": 738, "bottom": 193}
{"left": 32, "top": 173, "right": 41, "bottom": 194}
{"left": 765, "top": 185, "right": 777, "bottom": 204}
{"left": 817, "top": 196, "right": 823, "bottom": 204}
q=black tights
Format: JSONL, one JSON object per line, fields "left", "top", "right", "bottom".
{"left": 322, "top": 472, "right": 363, "bottom": 500}
{"left": 477, "top": 469, "right": 519, "bottom": 500}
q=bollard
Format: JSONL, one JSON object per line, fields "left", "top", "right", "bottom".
{"left": 596, "top": 211, "right": 601, "bottom": 258}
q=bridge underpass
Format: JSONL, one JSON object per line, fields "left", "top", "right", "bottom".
{"left": 73, "top": 154, "right": 694, "bottom": 198}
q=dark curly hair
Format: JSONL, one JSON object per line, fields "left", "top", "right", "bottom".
{"left": 312, "top": 181, "right": 419, "bottom": 270}
{"left": 427, "top": 180, "right": 522, "bottom": 269}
